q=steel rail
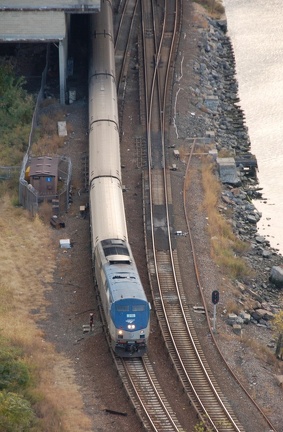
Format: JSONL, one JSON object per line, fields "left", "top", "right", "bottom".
{"left": 90, "top": 4, "right": 184, "bottom": 430}
{"left": 121, "top": 356, "right": 183, "bottom": 431}
{"left": 114, "top": 0, "right": 138, "bottom": 91}
{"left": 96, "top": 2, "right": 278, "bottom": 431}
{"left": 114, "top": 0, "right": 129, "bottom": 48}
{"left": 143, "top": 1, "right": 245, "bottom": 430}
{"left": 142, "top": 0, "right": 214, "bottom": 427}
{"left": 182, "top": 143, "right": 279, "bottom": 432}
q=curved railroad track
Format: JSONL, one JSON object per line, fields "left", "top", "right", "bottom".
{"left": 96, "top": 1, "right": 279, "bottom": 431}
{"left": 141, "top": 2, "right": 245, "bottom": 424}
{"left": 139, "top": 0, "right": 278, "bottom": 431}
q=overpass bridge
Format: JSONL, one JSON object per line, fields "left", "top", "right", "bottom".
{"left": 0, "top": 0, "right": 100, "bottom": 103}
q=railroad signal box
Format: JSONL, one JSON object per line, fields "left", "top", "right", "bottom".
{"left": 212, "top": 290, "right": 219, "bottom": 305}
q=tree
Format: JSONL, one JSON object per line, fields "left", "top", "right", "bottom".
{"left": 0, "top": 64, "right": 34, "bottom": 165}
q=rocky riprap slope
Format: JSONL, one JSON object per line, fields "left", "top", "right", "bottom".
{"left": 178, "top": 15, "right": 283, "bottom": 329}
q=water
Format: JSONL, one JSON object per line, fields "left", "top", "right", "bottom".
{"left": 223, "top": 0, "right": 283, "bottom": 255}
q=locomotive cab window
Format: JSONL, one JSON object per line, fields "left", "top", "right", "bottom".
{"left": 132, "top": 305, "right": 145, "bottom": 312}
{"left": 104, "top": 246, "right": 128, "bottom": 256}
{"left": 116, "top": 305, "right": 130, "bottom": 312}
{"left": 113, "top": 273, "right": 135, "bottom": 279}
{"left": 102, "top": 240, "right": 129, "bottom": 257}
{"left": 109, "top": 259, "right": 131, "bottom": 265}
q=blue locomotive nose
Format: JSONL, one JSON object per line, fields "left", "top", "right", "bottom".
{"left": 109, "top": 298, "right": 150, "bottom": 356}
{"left": 112, "top": 299, "right": 150, "bottom": 331}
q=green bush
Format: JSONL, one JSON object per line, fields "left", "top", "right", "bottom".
{"left": 0, "top": 345, "right": 31, "bottom": 391}
{"left": 0, "top": 339, "right": 36, "bottom": 431}
{"left": 0, "top": 64, "right": 34, "bottom": 165}
{"left": 0, "top": 391, "right": 35, "bottom": 432}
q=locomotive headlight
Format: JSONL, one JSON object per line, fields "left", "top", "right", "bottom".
{"left": 127, "top": 324, "right": 135, "bottom": 330}
{"left": 118, "top": 330, "right": 123, "bottom": 335}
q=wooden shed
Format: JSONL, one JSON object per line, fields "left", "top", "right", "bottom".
{"left": 29, "top": 156, "right": 59, "bottom": 195}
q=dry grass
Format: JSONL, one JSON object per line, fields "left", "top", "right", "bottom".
{"left": 40, "top": 111, "right": 65, "bottom": 135}
{"left": 178, "top": 144, "right": 188, "bottom": 160}
{"left": 31, "top": 134, "right": 65, "bottom": 156}
{"left": 193, "top": 0, "right": 225, "bottom": 17}
{"left": 31, "top": 101, "right": 73, "bottom": 157}
{"left": 0, "top": 194, "right": 92, "bottom": 431}
{"left": 37, "top": 200, "right": 53, "bottom": 223}
{"left": 241, "top": 335, "right": 279, "bottom": 367}
{"left": 225, "top": 300, "right": 242, "bottom": 315}
{"left": 201, "top": 159, "right": 251, "bottom": 279}
{"left": 218, "top": 148, "right": 235, "bottom": 158}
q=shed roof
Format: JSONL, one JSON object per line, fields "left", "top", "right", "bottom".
{"left": 30, "top": 156, "right": 59, "bottom": 177}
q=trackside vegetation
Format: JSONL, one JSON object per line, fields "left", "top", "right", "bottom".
{"left": 0, "top": 63, "right": 34, "bottom": 166}
{"left": 0, "top": 65, "right": 92, "bottom": 431}
{"left": 273, "top": 311, "right": 283, "bottom": 360}
{"left": 201, "top": 158, "right": 251, "bottom": 279}
{"left": 0, "top": 339, "right": 35, "bottom": 432}
{"left": 193, "top": 0, "right": 225, "bottom": 16}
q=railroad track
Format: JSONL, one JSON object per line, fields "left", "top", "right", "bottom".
{"left": 114, "top": 0, "right": 138, "bottom": 92}
{"left": 114, "top": 0, "right": 139, "bottom": 136}
{"left": 116, "top": 355, "right": 184, "bottom": 431}
{"left": 140, "top": 1, "right": 278, "bottom": 431}
{"left": 106, "top": 1, "right": 279, "bottom": 430}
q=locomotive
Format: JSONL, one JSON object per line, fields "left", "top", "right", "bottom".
{"left": 88, "top": 0, "right": 151, "bottom": 357}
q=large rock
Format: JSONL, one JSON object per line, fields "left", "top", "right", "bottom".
{"left": 270, "top": 266, "right": 283, "bottom": 288}
{"left": 251, "top": 309, "right": 274, "bottom": 322}
{"left": 217, "top": 157, "right": 241, "bottom": 185}
{"left": 239, "top": 311, "right": 251, "bottom": 324}
{"left": 274, "top": 375, "right": 283, "bottom": 387}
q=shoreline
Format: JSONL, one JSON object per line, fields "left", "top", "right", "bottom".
{"left": 173, "top": 3, "right": 283, "bottom": 327}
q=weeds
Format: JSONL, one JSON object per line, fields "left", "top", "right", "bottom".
{"left": 0, "top": 197, "right": 92, "bottom": 431}
{"left": 38, "top": 200, "right": 53, "bottom": 223}
{"left": 241, "top": 335, "right": 279, "bottom": 367}
{"left": 0, "top": 65, "right": 34, "bottom": 166}
{"left": 31, "top": 134, "right": 65, "bottom": 157}
{"left": 201, "top": 159, "right": 251, "bottom": 279}
{"left": 225, "top": 300, "right": 242, "bottom": 315}
{"left": 193, "top": 0, "right": 225, "bottom": 17}
{"left": 31, "top": 101, "right": 72, "bottom": 157}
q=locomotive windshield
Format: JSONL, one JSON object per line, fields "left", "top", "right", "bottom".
{"left": 102, "top": 239, "right": 129, "bottom": 257}
{"left": 104, "top": 246, "right": 128, "bottom": 257}
{"left": 132, "top": 304, "right": 145, "bottom": 311}
{"left": 116, "top": 304, "right": 146, "bottom": 312}
{"left": 116, "top": 305, "right": 130, "bottom": 312}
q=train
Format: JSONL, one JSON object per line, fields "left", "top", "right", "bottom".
{"left": 88, "top": 0, "right": 151, "bottom": 357}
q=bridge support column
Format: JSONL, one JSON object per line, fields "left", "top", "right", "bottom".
{"left": 59, "top": 29, "right": 68, "bottom": 104}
